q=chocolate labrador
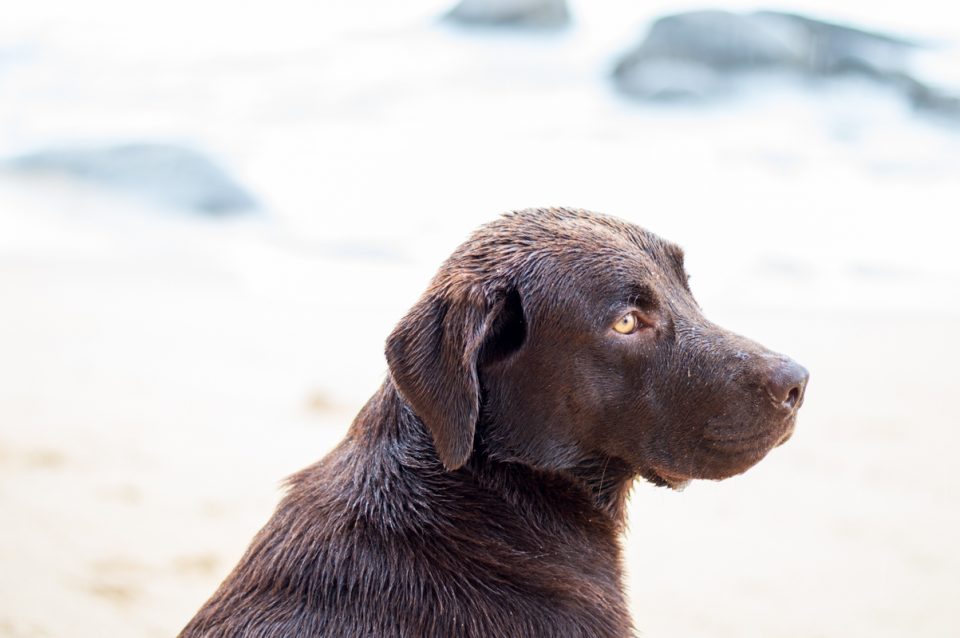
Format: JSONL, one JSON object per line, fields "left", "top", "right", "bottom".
{"left": 180, "top": 208, "right": 808, "bottom": 637}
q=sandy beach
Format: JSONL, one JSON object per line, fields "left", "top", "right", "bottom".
{"left": 2, "top": 201, "right": 958, "bottom": 637}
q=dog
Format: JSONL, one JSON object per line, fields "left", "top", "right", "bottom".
{"left": 179, "top": 207, "right": 808, "bottom": 637}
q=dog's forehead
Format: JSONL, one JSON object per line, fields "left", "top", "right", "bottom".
{"left": 434, "top": 208, "right": 694, "bottom": 327}
{"left": 464, "top": 208, "right": 685, "bottom": 280}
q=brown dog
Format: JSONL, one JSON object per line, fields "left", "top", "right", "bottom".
{"left": 180, "top": 208, "right": 808, "bottom": 637}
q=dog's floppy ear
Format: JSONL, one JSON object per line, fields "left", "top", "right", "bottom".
{"left": 386, "top": 286, "right": 523, "bottom": 470}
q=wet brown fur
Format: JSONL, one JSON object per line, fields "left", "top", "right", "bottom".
{"left": 180, "top": 208, "right": 807, "bottom": 637}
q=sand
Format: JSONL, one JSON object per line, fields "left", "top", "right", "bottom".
{"left": 1, "top": 200, "right": 958, "bottom": 637}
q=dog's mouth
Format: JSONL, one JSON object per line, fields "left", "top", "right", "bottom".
{"left": 704, "top": 414, "right": 797, "bottom": 453}
{"left": 641, "top": 416, "right": 798, "bottom": 490}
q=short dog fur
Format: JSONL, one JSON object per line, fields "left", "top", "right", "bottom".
{"left": 180, "top": 208, "right": 808, "bottom": 637}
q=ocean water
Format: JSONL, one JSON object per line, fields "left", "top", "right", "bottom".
{"left": 3, "top": 2, "right": 959, "bottom": 266}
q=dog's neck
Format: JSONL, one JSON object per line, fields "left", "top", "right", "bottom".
{"left": 345, "top": 380, "right": 634, "bottom": 532}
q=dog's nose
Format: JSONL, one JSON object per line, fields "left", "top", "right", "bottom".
{"left": 766, "top": 358, "right": 809, "bottom": 411}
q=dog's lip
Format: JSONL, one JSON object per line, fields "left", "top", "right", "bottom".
{"left": 651, "top": 468, "right": 692, "bottom": 490}
{"left": 663, "top": 476, "right": 692, "bottom": 491}
{"left": 704, "top": 415, "right": 797, "bottom": 450}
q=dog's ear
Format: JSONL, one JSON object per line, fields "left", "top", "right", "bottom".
{"left": 386, "top": 287, "right": 524, "bottom": 470}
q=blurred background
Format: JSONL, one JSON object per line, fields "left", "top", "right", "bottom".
{"left": 1, "top": 0, "right": 958, "bottom": 636}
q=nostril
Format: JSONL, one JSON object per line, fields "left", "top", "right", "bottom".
{"left": 765, "top": 358, "right": 809, "bottom": 410}
{"left": 784, "top": 386, "right": 800, "bottom": 409}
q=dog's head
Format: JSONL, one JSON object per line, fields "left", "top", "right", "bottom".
{"left": 386, "top": 208, "right": 808, "bottom": 489}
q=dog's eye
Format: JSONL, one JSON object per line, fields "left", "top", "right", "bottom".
{"left": 613, "top": 312, "right": 641, "bottom": 335}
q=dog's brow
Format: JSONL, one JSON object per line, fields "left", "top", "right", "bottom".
{"left": 664, "top": 243, "right": 684, "bottom": 269}
{"left": 622, "top": 282, "right": 659, "bottom": 308}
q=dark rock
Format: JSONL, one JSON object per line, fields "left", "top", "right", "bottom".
{"left": 444, "top": 0, "right": 569, "bottom": 29}
{"left": 905, "top": 79, "right": 960, "bottom": 119}
{"left": 612, "top": 10, "right": 960, "bottom": 119}
{"left": 753, "top": 11, "right": 916, "bottom": 76}
{"left": 7, "top": 143, "right": 258, "bottom": 214}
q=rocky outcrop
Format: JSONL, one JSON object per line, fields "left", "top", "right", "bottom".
{"left": 7, "top": 143, "right": 258, "bottom": 214}
{"left": 612, "top": 10, "right": 959, "bottom": 120}
{"left": 444, "top": 0, "right": 570, "bottom": 29}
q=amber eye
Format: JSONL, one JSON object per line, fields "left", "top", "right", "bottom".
{"left": 613, "top": 312, "right": 640, "bottom": 335}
